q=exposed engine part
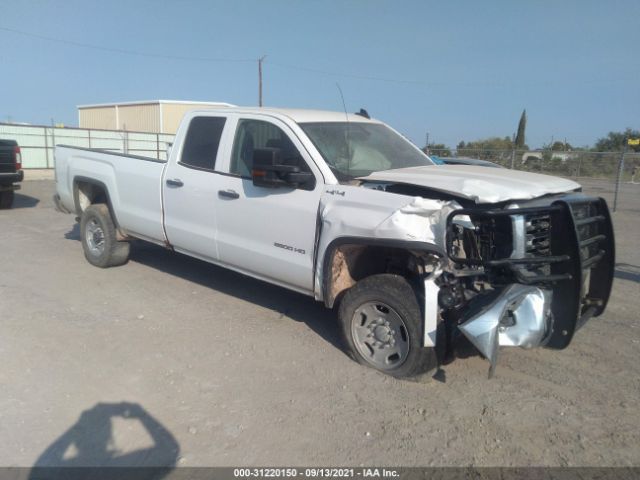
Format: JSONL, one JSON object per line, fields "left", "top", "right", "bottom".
{"left": 438, "top": 284, "right": 465, "bottom": 309}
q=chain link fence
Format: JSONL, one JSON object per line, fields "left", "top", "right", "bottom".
{"left": 428, "top": 148, "right": 640, "bottom": 212}
{"left": 429, "top": 148, "right": 639, "bottom": 181}
{"left": 0, "top": 122, "right": 175, "bottom": 169}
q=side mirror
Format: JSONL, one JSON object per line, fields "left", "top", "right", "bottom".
{"left": 252, "top": 148, "right": 314, "bottom": 189}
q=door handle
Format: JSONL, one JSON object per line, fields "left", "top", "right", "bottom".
{"left": 166, "top": 178, "right": 184, "bottom": 187}
{"left": 218, "top": 189, "right": 240, "bottom": 199}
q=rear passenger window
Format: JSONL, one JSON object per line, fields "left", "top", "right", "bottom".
{"left": 180, "top": 116, "right": 226, "bottom": 171}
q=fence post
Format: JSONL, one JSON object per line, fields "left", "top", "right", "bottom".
{"left": 44, "top": 127, "right": 49, "bottom": 169}
{"left": 156, "top": 133, "right": 160, "bottom": 160}
{"left": 613, "top": 142, "right": 627, "bottom": 212}
{"left": 51, "top": 126, "right": 56, "bottom": 168}
{"left": 88, "top": 129, "right": 92, "bottom": 149}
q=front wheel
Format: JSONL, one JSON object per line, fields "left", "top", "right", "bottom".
{"left": 80, "top": 204, "right": 130, "bottom": 268}
{"left": 338, "top": 274, "right": 438, "bottom": 378}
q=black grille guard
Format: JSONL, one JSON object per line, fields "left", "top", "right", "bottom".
{"left": 446, "top": 195, "right": 615, "bottom": 349}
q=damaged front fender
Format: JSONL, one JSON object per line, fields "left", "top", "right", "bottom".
{"left": 314, "top": 186, "right": 461, "bottom": 304}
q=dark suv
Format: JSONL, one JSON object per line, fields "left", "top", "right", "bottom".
{"left": 0, "top": 139, "right": 24, "bottom": 209}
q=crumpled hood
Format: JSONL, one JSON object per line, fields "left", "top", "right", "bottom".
{"left": 360, "top": 165, "right": 581, "bottom": 203}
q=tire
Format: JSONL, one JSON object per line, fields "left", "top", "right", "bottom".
{"left": 80, "top": 204, "right": 130, "bottom": 268}
{"left": 338, "top": 273, "right": 438, "bottom": 378}
{"left": 0, "top": 190, "right": 14, "bottom": 209}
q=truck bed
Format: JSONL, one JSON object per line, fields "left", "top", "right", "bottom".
{"left": 55, "top": 145, "right": 168, "bottom": 243}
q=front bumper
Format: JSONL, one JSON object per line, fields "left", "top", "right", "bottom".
{"left": 446, "top": 194, "right": 615, "bottom": 361}
{"left": 458, "top": 284, "right": 553, "bottom": 376}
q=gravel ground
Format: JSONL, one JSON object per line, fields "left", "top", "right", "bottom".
{"left": 0, "top": 176, "right": 638, "bottom": 468}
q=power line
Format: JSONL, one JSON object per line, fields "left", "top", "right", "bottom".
{"left": 2, "top": 26, "right": 638, "bottom": 87}
{"left": 0, "top": 26, "right": 255, "bottom": 64}
{"left": 267, "top": 60, "right": 640, "bottom": 87}
{"left": 0, "top": 25, "right": 486, "bottom": 86}
{"left": 266, "top": 60, "right": 435, "bottom": 85}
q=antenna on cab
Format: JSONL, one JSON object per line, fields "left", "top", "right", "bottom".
{"left": 335, "top": 83, "right": 352, "bottom": 176}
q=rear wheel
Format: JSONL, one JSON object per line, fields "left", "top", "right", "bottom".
{"left": 0, "top": 190, "right": 14, "bottom": 209}
{"left": 338, "top": 274, "right": 438, "bottom": 378}
{"left": 80, "top": 204, "right": 130, "bottom": 268}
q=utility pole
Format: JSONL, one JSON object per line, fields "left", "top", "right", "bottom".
{"left": 510, "top": 133, "right": 516, "bottom": 169}
{"left": 613, "top": 137, "right": 628, "bottom": 212}
{"left": 258, "top": 55, "right": 267, "bottom": 107}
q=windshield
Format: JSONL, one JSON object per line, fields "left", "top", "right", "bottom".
{"left": 299, "top": 122, "right": 434, "bottom": 181}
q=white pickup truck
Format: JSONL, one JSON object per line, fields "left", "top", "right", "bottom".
{"left": 54, "top": 107, "right": 614, "bottom": 378}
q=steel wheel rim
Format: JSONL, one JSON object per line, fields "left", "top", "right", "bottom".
{"left": 351, "top": 301, "right": 410, "bottom": 371}
{"left": 86, "top": 219, "right": 105, "bottom": 256}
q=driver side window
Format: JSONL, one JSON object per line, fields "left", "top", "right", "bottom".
{"left": 230, "top": 119, "right": 310, "bottom": 177}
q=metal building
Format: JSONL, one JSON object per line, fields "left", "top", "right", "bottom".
{"left": 78, "top": 100, "right": 234, "bottom": 134}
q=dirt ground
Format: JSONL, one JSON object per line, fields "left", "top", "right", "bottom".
{"left": 0, "top": 174, "right": 639, "bottom": 468}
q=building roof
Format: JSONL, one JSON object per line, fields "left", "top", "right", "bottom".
{"left": 77, "top": 100, "right": 236, "bottom": 109}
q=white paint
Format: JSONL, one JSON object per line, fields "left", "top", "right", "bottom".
{"left": 362, "top": 165, "right": 581, "bottom": 204}
{"left": 423, "top": 276, "right": 441, "bottom": 347}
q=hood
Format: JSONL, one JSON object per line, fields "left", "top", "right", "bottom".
{"left": 360, "top": 165, "right": 581, "bottom": 204}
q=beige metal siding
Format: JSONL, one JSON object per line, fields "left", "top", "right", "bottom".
{"left": 79, "top": 107, "right": 117, "bottom": 130}
{"left": 161, "top": 103, "right": 226, "bottom": 134}
{"left": 78, "top": 101, "right": 230, "bottom": 134}
{"left": 117, "top": 104, "right": 160, "bottom": 132}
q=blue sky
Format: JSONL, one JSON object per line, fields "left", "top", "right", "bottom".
{"left": 1, "top": 0, "right": 638, "bottom": 149}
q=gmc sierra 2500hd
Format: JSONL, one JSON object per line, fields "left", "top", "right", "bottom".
{"left": 53, "top": 107, "right": 614, "bottom": 378}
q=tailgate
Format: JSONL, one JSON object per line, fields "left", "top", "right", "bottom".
{"left": 0, "top": 140, "right": 17, "bottom": 174}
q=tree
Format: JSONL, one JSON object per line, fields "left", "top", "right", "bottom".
{"left": 594, "top": 128, "right": 640, "bottom": 152}
{"left": 455, "top": 136, "right": 517, "bottom": 163}
{"left": 423, "top": 143, "right": 451, "bottom": 157}
{"left": 515, "top": 109, "right": 526, "bottom": 148}
{"left": 551, "top": 140, "right": 573, "bottom": 151}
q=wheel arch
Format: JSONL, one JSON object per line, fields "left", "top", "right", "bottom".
{"left": 73, "top": 176, "right": 122, "bottom": 231}
{"left": 321, "top": 236, "right": 445, "bottom": 309}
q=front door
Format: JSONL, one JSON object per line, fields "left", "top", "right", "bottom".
{"left": 214, "top": 116, "right": 322, "bottom": 292}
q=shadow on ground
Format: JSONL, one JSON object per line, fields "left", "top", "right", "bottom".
{"left": 29, "top": 402, "right": 179, "bottom": 479}
{"left": 615, "top": 263, "right": 640, "bottom": 283}
{"left": 65, "top": 223, "right": 80, "bottom": 240}
{"left": 11, "top": 193, "right": 40, "bottom": 209}
{"left": 64, "top": 225, "right": 344, "bottom": 355}
{"left": 130, "top": 241, "right": 344, "bottom": 354}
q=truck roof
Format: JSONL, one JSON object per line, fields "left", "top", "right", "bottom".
{"left": 187, "top": 107, "right": 382, "bottom": 124}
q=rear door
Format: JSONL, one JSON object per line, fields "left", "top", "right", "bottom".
{"left": 162, "top": 114, "right": 229, "bottom": 261}
{"left": 213, "top": 115, "right": 323, "bottom": 292}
